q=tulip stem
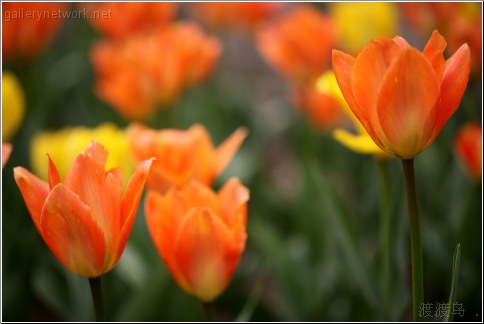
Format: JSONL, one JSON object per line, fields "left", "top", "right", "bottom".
{"left": 89, "top": 277, "right": 104, "bottom": 321}
{"left": 377, "top": 159, "right": 392, "bottom": 318}
{"left": 202, "top": 301, "right": 216, "bottom": 322}
{"left": 402, "top": 159, "right": 424, "bottom": 321}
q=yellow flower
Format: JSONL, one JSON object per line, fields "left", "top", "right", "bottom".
{"left": 316, "top": 71, "right": 389, "bottom": 158}
{"left": 330, "top": 2, "right": 399, "bottom": 55}
{"left": 2, "top": 72, "right": 25, "bottom": 141}
{"left": 30, "top": 123, "right": 133, "bottom": 183}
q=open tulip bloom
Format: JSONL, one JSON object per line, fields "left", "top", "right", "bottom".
{"left": 14, "top": 141, "right": 153, "bottom": 278}
{"left": 145, "top": 178, "right": 249, "bottom": 302}
{"left": 332, "top": 30, "right": 470, "bottom": 159}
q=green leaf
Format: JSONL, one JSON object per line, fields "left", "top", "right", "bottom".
{"left": 444, "top": 243, "right": 461, "bottom": 322}
{"left": 306, "top": 160, "right": 378, "bottom": 309}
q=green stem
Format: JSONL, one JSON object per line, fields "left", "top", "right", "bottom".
{"left": 89, "top": 277, "right": 104, "bottom": 321}
{"left": 401, "top": 159, "right": 424, "bottom": 321}
{"left": 377, "top": 159, "right": 392, "bottom": 318}
{"left": 202, "top": 301, "right": 216, "bottom": 322}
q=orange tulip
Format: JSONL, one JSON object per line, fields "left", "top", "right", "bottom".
{"left": 13, "top": 142, "right": 153, "bottom": 277}
{"left": 455, "top": 123, "right": 482, "bottom": 181}
{"left": 84, "top": 2, "right": 177, "bottom": 39}
{"left": 145, "top": 178, "right": 249, "bottom": 301}
{"left": 257, "top": 5, "right": 335, "bottom": 83}
{"left": 2, "top": 143, "right": 12, "bottom": 168}
{"left": 292, "top": 81, "right": 349, "bottom": 132}
{"left": 191, "top": 2, "right": 283, "bottom": 30}
{"left": 128, "top": 123, "right": 247, "bottom": 193}
{"left": 2, "top": 2, "right": 67, "bottom": 60}
{"left": 332, "top": 30, "right": 471, "bottom": 159}
{"left": 91, "top": 23, "right": 221, "bottom": 120}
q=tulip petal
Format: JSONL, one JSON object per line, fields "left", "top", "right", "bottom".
{"left": 190, "top": 124, "right": 216, "bottom": 185}
{"left": 332, "top": 51, "right": 359, "bottom": 118}
{"left": 47, "top": 155, "right": 61, "bottom": 190}
{"left": 13, "top": 167, "right": 49, "bottom": 235}
{"left": 2, "top": 143, "right": 12, "bottom": 167}
{"left": 332, "top": 128, "right": 385, "bottom": 155}
{"left": 40, "top": 184, "right": 106, "bottom": 277}
{"left": 64, "top": 147, "right": 111, "bottom": 233}
{"left": 377, "top": 48, "right": 440, "bottom": 158}
{"left": 174, "top": 208, "right": 241, "bottom": 302}
{"left": 181, "top": 180, "right": 221, "bottom": 214}
{"left": 116, "top": 158, "right": 153, "bottom": 260}
{"left": 145, "top": 189, "right": 191, "bottom": 293}
{"left": 218, "top": 178, "right": 249, "bottom": 223}
{"left": 423, "top": 30, "right": 447, "bottom": 82}
{"left": 332, "top": 50, "right": 381, "bottom": 145}
{"left": 434, "top": 44, "right": 471, "bottom": 135}
{"left": 351, "top": 38, "right": 400, "bottom": 131}
{"left": 215, "top": 128, "right": 248, "bottom": 176}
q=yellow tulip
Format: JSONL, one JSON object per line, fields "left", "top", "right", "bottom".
{"left": 316, "top": 71, "right": 389, "bottom": 158}
{"left": 330, "top": 2, "right": 399, "bottom": 55}
{"left": 30, "top": 123, "right": 133, "bottom": 183}
{"left": 2, "top": 72, "right": 25, "bottom": 141}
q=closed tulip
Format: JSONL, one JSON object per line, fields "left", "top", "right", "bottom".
{"left": 332, "top": 30, "right": 471, "bottom": 159}
{"left": 455, "top": 123, "right": 482, "bottom": 182}
{"left": 145, "top": 178, "right": 249, "bottom": 302}
{"left": 128, "top": 123, "right": 247, "bottom": 193}
{"left": 14, "top": 142, "right": 153, "bottom": 277}
{"left": 257, "top": 5, "right": 335, "bottom": 83}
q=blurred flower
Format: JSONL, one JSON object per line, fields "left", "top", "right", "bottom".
{"left": 2, "top": 72, "right": 25, "bottom": 141}
{"left": 191, "top": 2, "right": 283, "bottom": 31}
{"left": 2, "top": 143, "right": 12, "bottom": 168}
{"left": 315, "top": 71, "right": 388, "bottom": 157}
{"left": 330, "top": 2, "right": 399, "bottom": 55}
{"left": 14, "top": 142, "right": 153, "bottom": 277}
{"left": 145, "top": 178, "right": 249, "bottom": 302}
{"left": 91, "top": 23, "right": 221, "bottom": 120}
{"left": 257, "top": 5, "right": 335, "bottom": 83}
{"left": 128, "top": 123, "right": 247, "bottom": 193}
{"left": 30, "top": 123, "right": 133, "bottom": 184}
{"left": 455, "top": 123, "right": 482, "bottom": 182}
{"left": 332, "top": 31, "right": 471, "bottom": 159}
{"left": 402, "top": 2, "right": 482, "bottom": 74}
{"left": 292, "top": 79, "right": 349, "bottom": 133}
{"left": 2, "top": 2, "right": 67, "bottom": 60}
{"left": 84, "top": 2, "right": 177, "bottom": 39}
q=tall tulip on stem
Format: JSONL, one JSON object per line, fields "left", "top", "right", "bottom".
{"left": 14, "top": 142, "right": 153, "bottom": 321}
{"left": 332, "top": 30, "right": 471, "bottom": 320}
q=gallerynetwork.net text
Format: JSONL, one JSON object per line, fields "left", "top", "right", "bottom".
{"left": 4, "top": 8, "right": 112, "bottom": 22}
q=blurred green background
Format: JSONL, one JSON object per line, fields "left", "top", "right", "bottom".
{"left": 2, "top": 2, "right": 482, "bottom": 321}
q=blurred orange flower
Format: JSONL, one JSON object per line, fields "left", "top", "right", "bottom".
{"left": 91, "top": 23, "right": 221, "bottom": 120}
{"left": 292, "top": 81, "right": 348, "bottom": 132}
{"left": 2, "top": 143, "right": 12, "bottom": 168}
{"left": 455, "top": 123, "right": 482, "bottom": 182}
{"left": 128, "top": 123, "right": 247, "bottom": 193}
{"left": 145, "top": 178, "right": 249, "bottom": 302}
{"left": 192, "top": 2, "right": 283, "bottom": 31}
{"left": 2, "top": 2, "right": 67, "bottom": 60}
{"left": 14, "top": 142, "right": 153, "bottom": 277}
{"left": 402, "top": 2, "right": 482, "bottom": 73}
{"left": 332, "top": 31, "right": 471, "bottom": 159}
{"left": 84, "top": 2, "right": 177, "bottom": 39}
{"left": 257, "top": 5, "right": 335, "bottom": 83}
